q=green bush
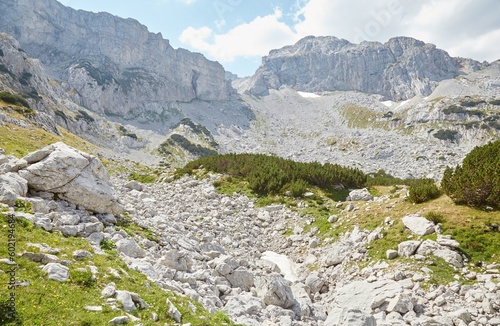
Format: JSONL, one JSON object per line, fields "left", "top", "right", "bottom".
{"left": 433, "top": 129, "right": 459, "bottom": 142}
{"left": 408, "top": 178, "right": 441, "bottom": 203}
{"left": 70, "top": 269, "right": 95, "bottom": 288}
{"left": 176, "top": 153, "right": 367, "bottom": 197}
{"left": 441, "top": 139, "right": 500, "bottom": 208}
{"left": 424, "top": 211, "right": 446, "bottom": 224}
{"left": 0, "top": 90, "right": 31, "bottom": 109}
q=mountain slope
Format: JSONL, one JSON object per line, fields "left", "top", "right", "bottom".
{"left": 236, "top": 36, "right": 484, "bottom": 101}
{"left": 0, "top": 0, "right": 233, "bottom": 120}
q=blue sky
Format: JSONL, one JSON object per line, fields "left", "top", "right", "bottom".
{"left": 58, "top": 0, "right": 500, "bottom": 77}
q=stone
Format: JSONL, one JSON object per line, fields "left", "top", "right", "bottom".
{"left": 386, "top": 294, "right": 413, "bottom": 314}
{"left": 18, "top": 142, "right": 123, "bottom": 215}
{"left": 160, "top": 249, "right": 192, "bottom": 271}
{"left": 386, "top": 249, "right": 398, "bottom": 259}
{"left": 334, "top": 280, "right": 403, "bottom": 313}
{"left": 436, "top": 235, "right": 460, "bottom": 248}
{"left": 347, "top": 188, "right": 373, "bottom": 201}
{"left": 42, "top": 263, "right": 69, "bottom": 282}
{"left": 84, "top": 306, "right": 102, "bottom": 312}
{"left": 109, "top": 316, "right": 129, "bottom": 325}
{"left": 116, "top": 238, "right": 146, "bottom": 258}
{"left": 73, "top": 250, "right": 93, "bottom": 261}
{"left": 397, "top": 241, "right": 421, "bottom": 257}
{"left": 323, "top": 243, "right": 351, "bottom": 267}
{"left": 328, "top": 215, "right": 339, "bottom": 223}
{"left": 434, "top": 248, "right": 464, "bottom": 268}
{"left": 256, "top": 273, "right": 295, "bottom": 309}
{"left": 226, "top": 267, "right": 254, "bottom": 291}
{"left": 225, "top": 292, "right": 265, "bottom": 318}
{"left": 402, "top": 214, "right": 435, "bottom": 236}
{"left": 0, "top": 172, "right": 28, "bottom": 205}
{"left": 305, "top": 272, "right": 326, "bottom": 294}
{"left": 325, "top": 307, "right": 377, "bottom": 326}
{"left": 115, "top": 290, "right": 136, "bottom": 312}
{"left": 166, "top": 299, "right": 182, "bottom": 323}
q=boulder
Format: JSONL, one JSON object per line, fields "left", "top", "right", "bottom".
{"left": 256, "top": 273, "right": 295, "bottom": 309}
{"left": 116, "top": 238, "right": 146, "bottom": 258}
{"left": 398, "top": 241, "right": 421, "bottom": 257}
{"left": 325, "top": 307, "right": 377, "bottom": 326}
{"left": 226, "top": 267, "right": 255, "bottom": 291}
{"left": 42, "top": 263, "right": 69, "bottom": 282}
{"left": 347, "top": 188, "right": 373, "bottom": 201}
{"left": 18, "top": 142, "right": 122, "bottom": 215}
{"left": 160, "top": 249, "right": 192, "bottom": 271}
{"left": 402, "top": 214, "right": 435, "bottom": 236}
{"left": 0, "top": 172, "right": 28, "bottom": 205}
{"left": 225, "top": 292, "right": 265, "bottom": 318}
{"left": 323, "top": 243, "right": 351, "bottom": 267}
{"left": 115, "top": 290, "right": 136, "bottom": 312}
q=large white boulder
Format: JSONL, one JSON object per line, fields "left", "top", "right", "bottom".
{"left": 18, "top": 142, "right": 122, "bottom": 215}
{"left": 347, "top": 188, "right": 373, "bottom": 201}
{"left": 256, "top": 273, "right": 295, "bottom": 309}
{"left": 0, "top": 172, "right": 28, "bottom": 205}
{"left": 402, "top": 214, "right": 435, "bottom": 236}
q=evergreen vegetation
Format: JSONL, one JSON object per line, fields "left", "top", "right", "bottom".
{"left": 0, "top": 90, "right": 31, "bottom": 109}
{"left": 176, "top": 153, "right": 366, "bottom": 196}
{"left": 441, "top": 139, "right": 500, "bottom": 208}
{"left": 408, "top": 178, "right": 441, "bottom": 203}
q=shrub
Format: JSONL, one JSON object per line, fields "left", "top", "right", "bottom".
{"left": 70, "top": 269, "right": 95, "bottom": 288}
{"left": 408, "top": 179, "right": 441, "bottom": 204}
{"left": 433, "top": 129, "right": 459, "bottom": 142}
{"left": 441, "top": 139, "right": 500, "bottom": 208}
{"left": 424, "top": 211, "right": 445, "bottom": 224}
{"left": 100, "top": 238, "right": 117, "bottom": 251}
{"left": 0, "top": 90, "right": 30, "bottom": 109}
{"left": 176, "top": 153, "right": 367, "bottom": 197}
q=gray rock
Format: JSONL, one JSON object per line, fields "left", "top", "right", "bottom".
{"left": 160, "top": 249, "right": 192, "bottom": 271}
{"left": 226, "top": 267, "right": 254, "bottom": 291}
{"left": 115, "top": 290, "right": 136, "bottom": 312}
{"left": 323, "top": 243, "right": 351, "bottom": 267}
{"left": 18, "top": 143, "right": 123, "bottom": 215}
{"left": 225, "top": 292, "right": 265, "bottom": 318}
{"left": 305, "top": 272, "right": 326, "bottom": 294}
{"left": 101, "top": 282, "right": 116, "bottom": 298}
{"left": 73, "top": 250, "right": 93, "bottom": 261}
{"left": 325, "top": 307, "right": 377, "bottom": 326}
{"left": 386, "top": 294, "right": 413, "bottom": 314}
{"left": 436, "top": 235, "right": 460, "bottom": 248}
{"left": 42, "top": 263, "right": 69, "bottom": 282}
{"left": 116, "top": 238, "right": 146, "bottom": 258}
{"left": 0, "top": 172, "right": 28, "bottom": 205}
{"left": 334, "top": 280, "right": 403, "bottom": 313}
{"left": 386, "top": 249, "right": 399, "bottom": 259}
{"left": 434, "top": 248, "right": 464, "bottom": 268}
{"left": 108, "top": 316, "right": 129, "bottom": 325}
{"left": 402, "top": 214, "right": 435, "bottom": 236}
{"left": 347, "top": 188, "right": 373, "bottom": 201}
{"left": 166, "top": 299, "right": 182, "bottom": 323}
{"left": 256, "top": 273, "right": 295, "bottom": 309}
{"left": 398, "top": 240, "right": 421, "bottom": 257}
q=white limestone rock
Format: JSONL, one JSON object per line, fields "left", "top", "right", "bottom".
{"left": 0, "top": 172, "right": 28, "bottom": 205}
{"left": 116, "top": 238, "right": 146, "bottom": 258}
{"left": 402, "top": 214, "right": 435, "bottom": 236}
{"left": 256, "top": 273, "right": 295, "bottom": 309}
{"left": 42, "top": 263, "right": 69, "bottom": 282}
{"left": 18, "top": 142, "right": 123, "bottom": 215}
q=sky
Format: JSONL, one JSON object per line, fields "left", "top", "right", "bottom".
{"left": 58, "top": 0, "right": 500, "bottom": 77}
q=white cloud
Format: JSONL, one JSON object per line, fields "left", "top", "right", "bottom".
{"left": 180, "top": 9, "right": 297, "bottom": 62}
{"left": 179, "top": 0, "right": 500, "bottom": 67}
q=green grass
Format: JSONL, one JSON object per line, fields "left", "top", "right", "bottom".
{"left": 0, "top": 212, "right": 237, "bottom": 325}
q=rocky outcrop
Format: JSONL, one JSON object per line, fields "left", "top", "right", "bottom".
{"left": 239, "top": 36, "right": 462, "bottom": 100}
{"left": 18, "top": 142, "right": 123, "bottom": 215}
{"left": 0, "top": 0, "right": 233, "bottom": 118}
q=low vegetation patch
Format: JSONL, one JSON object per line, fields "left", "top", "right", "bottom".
{"left": 408, "top": 179, "right": 441, "bottom": 204}
{"left": 0, "top": 91, "right": 31, "bottom": 110}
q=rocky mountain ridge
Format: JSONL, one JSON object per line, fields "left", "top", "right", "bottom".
{"left": 235, "top": 36, "right": 486, "bottom": 101}
{"left": 0, "top": 0, "right": 234, "bottom": 122}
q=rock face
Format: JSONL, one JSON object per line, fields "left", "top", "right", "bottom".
{"left": 0, "top": 0, "right": 232, "bottom": 118}
{"left": 18, "top": 142, "right": 122, "bottom": 215}
{"left": 239, "top": 36, "right": 461, "bottom": 100}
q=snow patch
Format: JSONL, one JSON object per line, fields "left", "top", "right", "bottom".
{"left": 261, "top": 251, "right": 298, "bottom": 282}
{"left": 297, "top": 91, "right": 320, "bottom": 98}
{"left": 381, "top": 100, "right": 393, "bottom": 107}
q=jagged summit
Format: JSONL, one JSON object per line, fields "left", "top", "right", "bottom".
{"left": 238, "top": 35, "right": 477, "bottom": 101}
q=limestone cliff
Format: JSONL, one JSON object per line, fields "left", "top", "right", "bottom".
{"left": 0, "top": 0, "right": 233, "bottom": 118}
{"left": 238, "top": 36, "right": 473, "bottom": 101}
